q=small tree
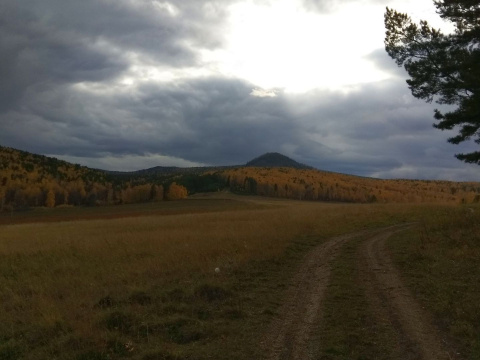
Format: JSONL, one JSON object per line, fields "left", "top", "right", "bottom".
{"left": 166, "top": 182, "right": 188, "bottom": 200}
{"left": 45, "top": 189, "right": 55, "bottom": 208}
{"left": 385, "top": 1, "right": 480, "bottom": 164}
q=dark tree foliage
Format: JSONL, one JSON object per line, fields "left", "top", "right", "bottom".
{"left": 385, "top": 1, "right": 480, "bottom": 164}
{"left": 174, "top": 173, "right": 227, "bottom": 194}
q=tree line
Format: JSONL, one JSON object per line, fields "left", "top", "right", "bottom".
{"left": 221, "top": 167, "right": 480, "bottom": 204}
{"left": 0, "top": 146, "right": 225, "bottom": 211}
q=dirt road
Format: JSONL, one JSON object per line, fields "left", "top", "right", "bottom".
{"left": 263, "top": 224, "right": 458, "bottom": 360}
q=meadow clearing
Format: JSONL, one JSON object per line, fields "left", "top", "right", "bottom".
{"left": 0, "top": 193, "right": 478, "bottom": 359}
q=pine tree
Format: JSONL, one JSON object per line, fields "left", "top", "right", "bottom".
{"left": 385, "top": 1, "right": 480, "bottom": 163}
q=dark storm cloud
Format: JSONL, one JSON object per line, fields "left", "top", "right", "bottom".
{"left": 0, "top": 0, "right": 235, "bottom": 112}
{"left": 0, "top": 75, "right": 296, "bottom": 165}
{"left": 0, "top": 5, "right": 128, "bottom": 111}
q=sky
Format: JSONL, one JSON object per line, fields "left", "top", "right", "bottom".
{"left": 1, "top": 0, "right": 478, "bottom": 181}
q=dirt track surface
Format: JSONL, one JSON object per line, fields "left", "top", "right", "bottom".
{"left": 263, "top": 224, "right": 458, "bottom": 360}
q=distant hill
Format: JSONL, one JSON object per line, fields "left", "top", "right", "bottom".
{"left": 245, "top": 152, "right": 312, "bottom": 169}
{"left": 108, "top": 152, "right": 310, "bottom": 175}
{"left": 0, "top": 145, "right": 108, "bottom": 184}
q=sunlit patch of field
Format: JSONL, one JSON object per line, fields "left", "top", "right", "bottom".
{"left": 0, "top": 194, "right": 472, "bottom": 359}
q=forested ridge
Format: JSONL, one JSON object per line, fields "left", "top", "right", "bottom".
{"left": 2, "top": 145, "right": 480, "bottom": 211}
{"left": 220, "top": 167, "right": 480, "bottom": 204}
{"left": 0, "top": 146, "right": 194, "bottom": 210}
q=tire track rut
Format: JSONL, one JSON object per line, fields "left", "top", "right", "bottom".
{"left": 263, "top": 230, "right": 369, "bottom": 360}
{"left": 263, "top": 224, "right": 459, "bottom": 360}
{"left": 359, "top": 226, "right": 458, "bottom": 360}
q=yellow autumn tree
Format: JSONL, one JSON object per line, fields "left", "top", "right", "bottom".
{"left": 166, "top": 182, "right": 188, "bottom": 200}
{"left": 45, "top": 189, "right": 55, "bottom": 208}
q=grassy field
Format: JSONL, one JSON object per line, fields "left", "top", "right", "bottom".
{"left": 0, "top": 194, "right": 478, "bottom": 359}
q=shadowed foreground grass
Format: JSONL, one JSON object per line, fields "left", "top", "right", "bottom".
{"left": 0, "top": 195, "right": 477, "bottom": 359}
{"left": 388, "top": 206, "right": 480, "bottom": 360}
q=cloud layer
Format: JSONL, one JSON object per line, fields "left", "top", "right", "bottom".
{"left": 0, "top": 0, "right": 478, "bottom": 181}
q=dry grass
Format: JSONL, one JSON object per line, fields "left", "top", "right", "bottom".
{"left": 0, "top": 195, "right": 458, "bottom": 359}
{"left": 388, "top": 205, "right": 480, "bottom": 360}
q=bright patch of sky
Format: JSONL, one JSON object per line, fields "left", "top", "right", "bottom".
{"left": 106, "top": 0, "right": 456, "bottom": 95}
{"left": 217, "top": 0, "right": 387, "bottom": 93}
{"left": 202, "top": 0, "right": 455, "bottom": 94}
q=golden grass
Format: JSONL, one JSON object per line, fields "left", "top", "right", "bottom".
{"left": 0, "top": 195, "right": 461, "bottom": 359}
